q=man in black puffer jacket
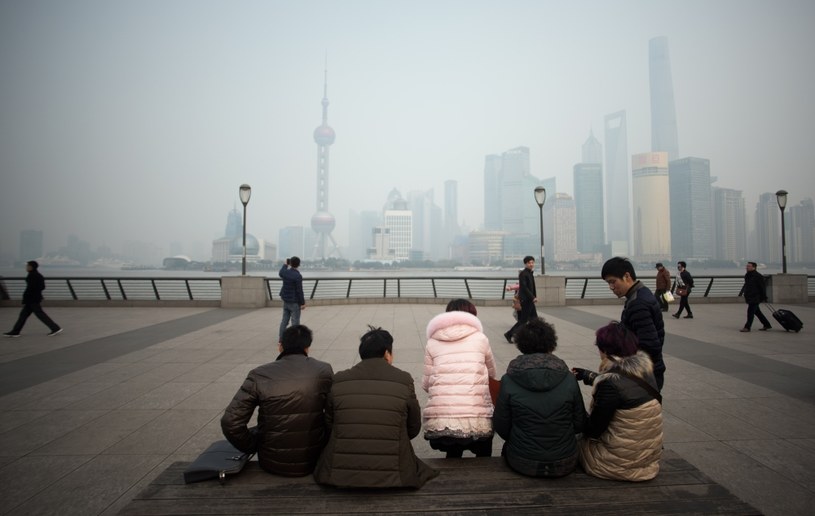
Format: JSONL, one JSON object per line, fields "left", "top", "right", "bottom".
{"left": 221, "top": 325, "right": 333, "bottom": 476}
{"left": 601, "top": 257, "right": 666, "bottom": 391}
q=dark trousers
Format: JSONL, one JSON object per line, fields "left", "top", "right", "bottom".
{"left": 654, "top": 371, "right": 665, "bottom": 391}
{"left": 655, "top": 289, "right": 668, "bottom": 311}
{"left": 430, "top": 436, "right": 493, "bottom": 458}
{"left": 745, "top": 303, "right": 771, "bottom": 329}
{"left": 10, "top": 303, "right": 60, "bottom": 334}
{"left": 675, "top": 295, "right": 692, "bottom": 316}
{"left": 507, "top": 300, "right": 538, "bottom": 336}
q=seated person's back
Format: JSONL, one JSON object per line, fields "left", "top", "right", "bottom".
{"left": 221, "top": 325, "right": 333, "bottom": 476}
{"left": 314, "top": 325, "right": 438, "bottom": 489}
{"left": 573, "top": 322, "right": 663, "bottom": 482}
{"left": 493, "top": 317, "right": 587, "bottom": 477}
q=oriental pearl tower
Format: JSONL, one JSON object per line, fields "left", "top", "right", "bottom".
{"left": 310, "top": 66, "right": 341, "bottom": 260}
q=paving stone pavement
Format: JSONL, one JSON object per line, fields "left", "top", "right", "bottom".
{"left": 1, "top": 302, "right": 813, "bottom": 515}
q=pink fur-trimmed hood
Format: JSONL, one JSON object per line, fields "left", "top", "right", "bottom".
{"left": 426, "top": 311, "right": 483, "bottom": 341}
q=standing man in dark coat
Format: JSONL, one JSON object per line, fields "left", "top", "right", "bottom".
{"left": 4, "top": 261, "right": 62, "bottom": 337}
{"left": 279, "top": 256, "right": 306, "bottom": 343}
{"left": 601, "top": 257, "right": 666, "bottom": 391}
{"left": 221, "top": 325, "right": 333, "bottom": 476}
{"left": 314, "top": 326, "right": 438, "bottom": 489}
{"left": 654, "top": 263, "right": 672, "bottom": 312}
{"left": 740, "top": 261, "right": 772, "bottom": 332}
{"left": 504, "top": 255, "right": 538, "bottom": 342}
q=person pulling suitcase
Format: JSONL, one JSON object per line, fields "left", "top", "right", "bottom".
{"left": 740, "top": 261, "right": 772, "bottom": 332}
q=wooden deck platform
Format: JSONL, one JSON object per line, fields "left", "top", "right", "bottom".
{"left": 119, "top": 450, "right": 760, "bottom": 515}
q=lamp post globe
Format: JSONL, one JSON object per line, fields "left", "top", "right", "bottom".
{"left": 776, "top": 189, "right": 788, "bottom": 274}
{"left": 239, "top": 184, "right": 252, "bottom": 275}
{"left": 534, "top": 187, "right": 546, "bottom": 275}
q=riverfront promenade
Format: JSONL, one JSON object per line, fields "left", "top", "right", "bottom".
{"left": 1, "top": 301, "right": 814, "bottom": 515}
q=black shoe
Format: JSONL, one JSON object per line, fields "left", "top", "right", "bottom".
{"left": 740, "top": 328, "right": 750, "bottom": 332}
{"left": 503, "top": 331, "right": 513, "bottom": 343}
{"left": 3, "top": 332, "right": 20, "bottom": 338}
{"left": 672, "top": 313, "right": 680, "bottom": 319}
{"left": 47, "top": 328, "right": 63, "bottom": 336}
{"left": 684, "top": 315, "right": 693, "bottom": 319}
{"left": 759, "top": 326, "right": 771, "bottom": 331}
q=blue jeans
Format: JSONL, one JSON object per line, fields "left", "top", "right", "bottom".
{"left": 279, "top": 301, "right": 301, "bottom": 342}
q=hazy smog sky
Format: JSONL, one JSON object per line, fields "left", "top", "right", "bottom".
{"left": 1, "top": 0, "right": 814, "bottom": 260}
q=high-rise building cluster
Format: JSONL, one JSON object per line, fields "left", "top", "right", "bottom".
{"left": 328, "top": 29, "right": 814, "bottom": 268}
{"left": 458, "top": 36, "right": 814, "bottom": 268}
{"left": 224, "top": 46, "right": 811, "bottom": 268}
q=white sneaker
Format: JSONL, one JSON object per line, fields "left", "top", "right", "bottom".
{"left": 47, "top": 329, "right": 64, "bottom": 336}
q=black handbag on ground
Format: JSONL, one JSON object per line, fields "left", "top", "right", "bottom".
{"left": 183, "top": 439, "right": 254, "bottom": 484}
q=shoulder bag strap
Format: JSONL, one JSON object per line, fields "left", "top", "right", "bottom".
{"left": 615, "top": 371, "right": 662, "bottom": 404}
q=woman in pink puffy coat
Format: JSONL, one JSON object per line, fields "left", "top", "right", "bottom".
{"left": 422, "top": 299, "right": 499, "bottom": 458}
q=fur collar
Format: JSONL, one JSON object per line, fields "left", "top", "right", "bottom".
{"left": 426, "top": 311, "right": 482, "bottom": 340}
{"left": 598, "top": 350, "right": 654, "bottom": 379}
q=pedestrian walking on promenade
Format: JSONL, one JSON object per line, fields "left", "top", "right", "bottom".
{"left": 740, "top": 261, "right": 772, "bottom": 332}
{"left": 654, "top": 263, "right": 672, "bottom": 312}
{"left": 504, "top": 256, "right": 537, "bottom": 342}
{"left": 600, "top": 257, "right": 665, "bottom": 390}
{"left": 672, "top": 261, "right": 694, "bottom": 319}
{"left": 278, "top": 257, "right": 305, "bottom": 343}
{"left": 4, "top": 261, "right": 62, "bottom": 337}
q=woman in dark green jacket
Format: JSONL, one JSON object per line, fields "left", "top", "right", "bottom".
{"left": 493, "top": 317, "right": 587, "bottom": 477}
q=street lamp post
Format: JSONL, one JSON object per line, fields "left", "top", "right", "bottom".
{"left": 534, "top": 186, "right": 547, "bottom": 275}
{"left": 239, "top": 184, "right": 252, "bottom": 275}
{"left": 776, "top": 189, "right": 788, "bottom": 274}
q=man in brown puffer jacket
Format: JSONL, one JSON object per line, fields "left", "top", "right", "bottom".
{"left": 221, "top": 325, "right": 333, "bottom": 476}
{"left": 314, "top": 326, "right": 438, "bottom": 489}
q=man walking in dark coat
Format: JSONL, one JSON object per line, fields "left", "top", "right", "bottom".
{"left": 601, "top": 257, "right": 666, "bottom": 391}
{"left": 504, "top": 255, "right": 538, "bottom": 342}
{"left": 4, "top": 261, "right": 62, "bottom": 337}
{"left": 672, "top": 261, "right": 694, "bottom": 319}
{"left": 740, "top": 261, "right": 772, "bottom": 332}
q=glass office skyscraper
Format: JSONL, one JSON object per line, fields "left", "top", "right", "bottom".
{"left": 604, "top": 111, "right": 630, "bottom": 255}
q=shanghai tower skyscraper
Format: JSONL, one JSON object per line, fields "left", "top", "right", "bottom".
{"left": 649, "top": 36, "right": 679, "bottom": 160}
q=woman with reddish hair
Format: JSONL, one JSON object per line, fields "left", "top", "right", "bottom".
{"left": 572, "top": 322, "right": 663, "bottom": 481}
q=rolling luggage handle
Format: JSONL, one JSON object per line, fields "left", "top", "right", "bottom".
{"left": 764, "top": 302, "right": 804, "bottom": 333}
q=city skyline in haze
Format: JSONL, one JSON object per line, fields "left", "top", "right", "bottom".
{"left": 1, "top": 1, "right": 814, "bottom": 261}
